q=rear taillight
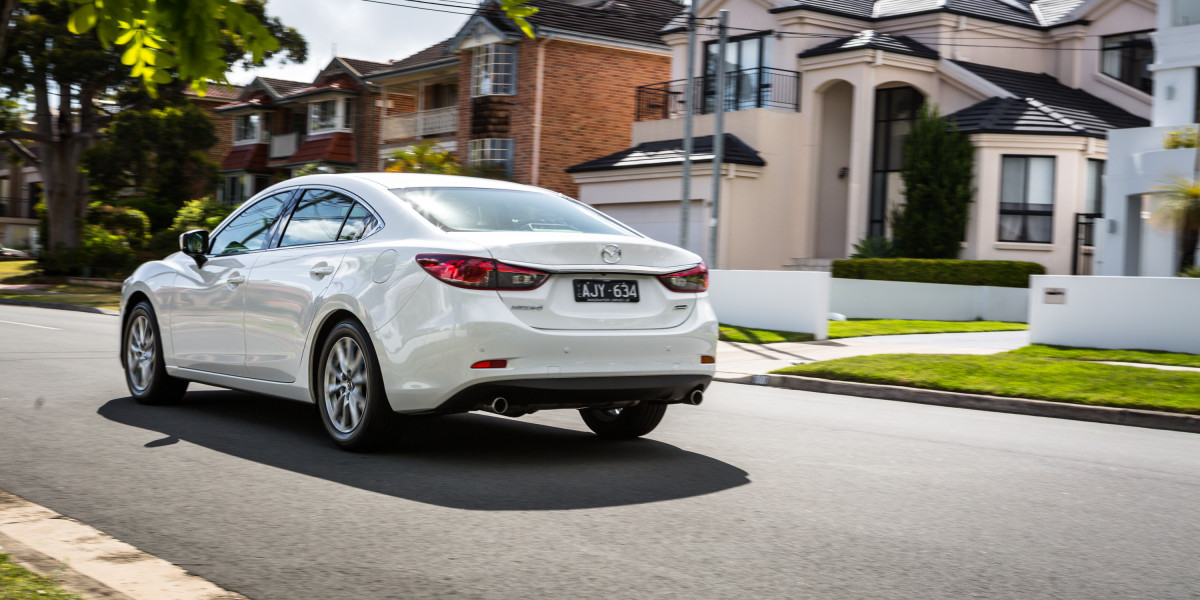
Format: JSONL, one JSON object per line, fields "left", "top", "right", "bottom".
{"left": 658, "top": 263, "right": 708, "bottom": 293}
{"left": 416, "top": 254, "right": 548, "bottom": 290}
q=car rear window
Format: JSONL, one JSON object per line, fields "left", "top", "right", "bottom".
{"left": 392, "top": 187, "right": 636, "bottom": 236}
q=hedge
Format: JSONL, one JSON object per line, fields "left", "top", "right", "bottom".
{"left": 832, "top": 258, "right": 1045, "bottom": 288}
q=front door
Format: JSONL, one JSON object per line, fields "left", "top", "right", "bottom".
{"left": 169, "top": 190, "right": 294, "bottom": 376}
{"left": 243, "top": 188, "right": 357, "bottom": 382}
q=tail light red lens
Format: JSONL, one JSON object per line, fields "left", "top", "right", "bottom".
{"left": 416, "top": 254, "right": 548, "bottom": 290}
{"left": 658, "top": 263, "right": 708, "bottom": 293}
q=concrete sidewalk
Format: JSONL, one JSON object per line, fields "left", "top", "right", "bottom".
{"left": 715, "top": 330, "right": 1031, "bottom": 378}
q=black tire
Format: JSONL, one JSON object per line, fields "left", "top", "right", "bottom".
{"left": 123, "top": 301, "right": 189, "bottom": 405}
{"left": 579, "top": 403, "right": 667, "bottom": 439}
{"left": 315, "top": 320, "right": 402, "bottom": 451}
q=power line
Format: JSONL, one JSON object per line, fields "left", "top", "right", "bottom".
{"left": 713, "top": 25, "right": 1117, "bottom": 51}
{"left": 360, "top": 0, "right": 476, "bottom": 17}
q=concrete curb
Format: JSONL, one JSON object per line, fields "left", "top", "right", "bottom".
{"left": 0, "top": 490, "right": 246, "bottom": 600}
{"left": 715, "top": 373, "right": 1200, "bottom": 435}
{"left": 0, "top": 297, "right": 118, "bottom": 315}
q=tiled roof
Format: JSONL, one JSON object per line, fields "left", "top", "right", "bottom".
{"left": 483, "top": 0, "right": 684, "bottom": 47}
{"left": 259, "top": 77, "right": 310, "bottom": 98}
{"left": 364, "top": 39, "right": 457, "bottom": 79}
{"left": 772, "top": 0, "right": 1087, "bottom": 27}
{"left": 184, "top": 82, "right": 245, "bottom": 101}
{"left": 340, "top": 57, "right": 394, "bottom": 77}
{"left": 799, "top": 30, "right": 938, "bottom": 60}
{"left": 566, "top": 134, "right": 765, "bottom": 173}
{"left": 285, "top": 132, "right": 357, "bottom": 166}
{"left": 220, "top": 143, "right": 270, "bottom": 172}
{"left": 948, "top": 61, "right": 1149, "bottom": 138}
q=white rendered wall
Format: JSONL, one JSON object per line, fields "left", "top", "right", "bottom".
{"left": 1029, "top": 275, "right": 1200, "bottom": 354}
{"left": 708, "top": 270, "right": 830, "bottom": 339}
{"left": 831, "top": 279, "right": 1029, "bottom": 323}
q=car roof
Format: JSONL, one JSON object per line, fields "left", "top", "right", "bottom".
{"left": 288, "top": 172, "right": 556, "bottom": 194}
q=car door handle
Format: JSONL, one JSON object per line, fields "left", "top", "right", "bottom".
{"left": 226, "top": 275, "right": 246, "bottom": 285}
{"left": 310, "top": 266, "right": 335, "bottom": 277}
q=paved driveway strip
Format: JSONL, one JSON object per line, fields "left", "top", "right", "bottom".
{"left": 2, "top": 306, "right": 1200, "bottom": 599}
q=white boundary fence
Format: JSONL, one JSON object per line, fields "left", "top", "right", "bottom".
{"left": 831, "top": 279, "right": 1029, "bottom": 323}
{"left": 708, "top": 271, "right": 830, "bottom": 340}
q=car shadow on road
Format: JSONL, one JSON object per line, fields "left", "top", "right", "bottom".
{"left": 98, "top": 391, "right": 749, "bottom": 511}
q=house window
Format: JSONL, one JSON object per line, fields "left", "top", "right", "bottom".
{"left": 309, "top": 99, "right": 339, "bottom": 132}
{"left": 223, "top": 175, "right": 245, "bottom": 206}
{"left": 468, "top": 138, "right": 513, "bottom": 171}
{"left": 234, "top": 114, "right": 261, "bottom": 143}
{"left": 471, "top": 44, "right": 516, "bottom": 97}
{"left": 704, "top": 32, "right": 769, "bottom": 112}
{"left": 342, "top": 98, "right": 355, "bottom": 129}
{"left": 999, "top": 156, "right": 1056, "bottom": 243}
{"left": 1101, "top": 32, "right": 1153, "bottom": 94}
{"left": 1173, "top": 0, "right": 1200, "bottom": 26}
{"left": 1085, "top": 159, "right": 1105, "bottom": 215}
{"left": 869, "top": 86, "right": 924, "bottom": 238}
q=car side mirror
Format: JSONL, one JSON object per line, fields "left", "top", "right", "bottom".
{"left": 179, "top": 229, "right": 209, "bottom": 267}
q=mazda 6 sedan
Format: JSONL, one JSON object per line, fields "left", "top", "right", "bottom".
{"left": 120, "top": 173, "right": 717, "bottom": 450}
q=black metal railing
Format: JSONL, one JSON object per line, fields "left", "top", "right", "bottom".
{"left": 0, "top": 197, "right": 36, "bottom": 220}
{"left": 635, "top": 67, "right": 801, "bottom": 121}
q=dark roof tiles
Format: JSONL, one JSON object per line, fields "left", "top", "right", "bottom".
{"left": 566, "top": 134, "right": 765, "bottom": 173}
{"left": 485, "top": 0, "right": 684, "bottom": 47}
{"left": 773, "top": 0, "right": 1086, "bottom": 27}
{"left": 799, "top": 30, "right": 939, "bottom": 60}
{"left": 340, "top": 57, "right": 394, "bottom": 77}
{"left": 259, "top": 77, "right": 310, "bottom": 97}
{"left": 948, "top": 61, "right": 1149, "bottom": 137}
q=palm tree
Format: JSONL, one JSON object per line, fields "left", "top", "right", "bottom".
{"left": 1152, "top": 175, "right": 1200, "bottom": 274}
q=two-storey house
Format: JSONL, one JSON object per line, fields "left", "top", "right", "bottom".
{"left": 569, "top": 0, "right": 1156, "bottom": 274}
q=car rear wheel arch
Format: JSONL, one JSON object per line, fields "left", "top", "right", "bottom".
{"left": 120, "top": 291, "right": 152, "bottom": 368}
{"left": 308, "top": 308, "right": 372, "bottom": 402}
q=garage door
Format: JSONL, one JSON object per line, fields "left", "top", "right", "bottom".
{"left": 595, "top": 201, "right": 708, "bottom": 258}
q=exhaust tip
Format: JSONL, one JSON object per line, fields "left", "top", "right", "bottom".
{"left": 687, "top": 388, "right": 704, "bottom": 406}
{"left": 491, "top": 397, "right": 509, "bottom": 414}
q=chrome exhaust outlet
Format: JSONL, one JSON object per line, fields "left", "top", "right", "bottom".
{"left": 490, "top": 397, "right": 509, "bottom": 415}
{"left": 686, "top": 388, "right": 704, "bottom": 406}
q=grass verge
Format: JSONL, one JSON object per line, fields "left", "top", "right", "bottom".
{"left": 0, "top": 553, "right": 88, "bottom": 600}
{"left": 1009, "top": 344, "right": 1200, "bottom": 369}
{"left": 0, "top": 260, "right": 121, "bottom": 310}
{"left": 0, "top": 259, "right": 38, "bottom": 283}
{"left": 720, "top": 319, "right": 1027, "bottom": 344}
{"left": 772, "top": 354, "right": 1200, "bottom": 415}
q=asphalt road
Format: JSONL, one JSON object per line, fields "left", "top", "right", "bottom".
{"left": 1, "top": 304, "right": 1199, "bottom": 600}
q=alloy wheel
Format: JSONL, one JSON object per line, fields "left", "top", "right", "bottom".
{"left": 323, "top": 336, "right": 368, "bottom": 435}
{"left": 126, "top": 314, "right": 155, "bottom": 393}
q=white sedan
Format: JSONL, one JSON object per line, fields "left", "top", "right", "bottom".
{"left": 121, "top": 173, "right": 717, "bottom": 450}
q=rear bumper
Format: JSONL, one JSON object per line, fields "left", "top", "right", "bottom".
{"left": 428, "top": 374, "right": 712, "bottom": 414}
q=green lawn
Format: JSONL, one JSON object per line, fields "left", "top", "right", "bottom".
{"left": 0, "top": 553, "right": 88, "bottom": 600}
{"left": 772, "top": 354, "right": 1200, "bottom": 415}
{"left": 0, "top": 260, "right": 121, "bottom": 310}
{"left": 1009, "top": 344, "right": 1200, "bottom": 369}
{"left": 720, "top": 319, "right": 1027, "bottom": 344}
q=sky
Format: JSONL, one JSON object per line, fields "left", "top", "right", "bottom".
{"left": 228, "top": 0, "right": 476, "bottom": 86}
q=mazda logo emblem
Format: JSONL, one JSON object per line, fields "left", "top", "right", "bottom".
{"left": 601, "top": 244, "right": 622, "bottom": 264}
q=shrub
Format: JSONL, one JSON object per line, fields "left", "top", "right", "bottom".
{"left": 832, "top": 258, "right": 1045, "bottom": 288}
{"left": 1164, "top": 126, "right": 1199, "bottom": 150}
{"left": 893, "top": 104, "right": 975, "bottom": 258}
{"left": 849, "top": 235, "right": 897, "bottom": 259}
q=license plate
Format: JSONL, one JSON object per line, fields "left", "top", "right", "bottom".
{"left": 573, "top": 279, "right": 639, "bottom": 303}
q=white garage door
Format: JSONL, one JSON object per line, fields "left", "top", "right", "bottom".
{"left": 596, "top": 201, "right": 708, "bottom": 258}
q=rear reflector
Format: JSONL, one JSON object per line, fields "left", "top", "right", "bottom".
{"left": 701, "top": 355, "right": 716, "bottom": 364}
{"left": 471, "top": 360, "right": 508, "bottom": 369}
{"left": 417, "top": 254, "right": 548, "bottom": 290}
{"left": 658, "top": 263, "right": 709, "bottom": 293}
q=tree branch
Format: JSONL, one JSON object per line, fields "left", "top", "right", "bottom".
{"left": 0, "top": 130, "right": 52, "bottom": 144}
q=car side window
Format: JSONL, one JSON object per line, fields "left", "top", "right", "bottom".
{"left": 338, "top": 203, "right": 378, "bottom": 241}
{"left": 280, "top": 189, "right": 356, "bottom": 247}
{"left": 209, "top": 192, "right": 292, "bottom": 255}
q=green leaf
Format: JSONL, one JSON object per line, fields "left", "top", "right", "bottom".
{"left": 121, "top": 42, "right": 141, "bottom": 65}
{"left": 68, "top": 3, "right": 97, "bottom": 33}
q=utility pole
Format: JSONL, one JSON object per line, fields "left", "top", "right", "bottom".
{"left": 678, "top": 0, "right": 698, "bottom": 251}
{"left": 708, "top": 9, "right": 728, "bottom": 268}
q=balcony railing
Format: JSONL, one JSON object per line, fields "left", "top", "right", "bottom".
{"left": 0, "top": 197, "right": 35, "bottom": 220}
{"left": 384, "top": 106, "right": 458, "bottom": 140}
{"left": 270, "top": 132, "right": 298, "bottom": 159}
{"left": 635, "top": 67, "right": 801, "bottom": 121}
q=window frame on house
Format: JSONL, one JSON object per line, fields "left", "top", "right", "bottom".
{"left": 467, "top": 138, "right": 514, "bottom": 174}
{"left": 704, "top": 31, "right": 770, "bottom": 112}
{"left": 471, "top": 44, "right": 517, "bottom": 97}
{"left": 308, "top": 96, "right": 356, "bottom": 134}
{"left": 869, "top": 86, "right": 924, "bottom": 238}
{"left": 233, "top": 113, "right": 264, "bottom": 145}
{"left": 1173, "top": 0, "right": 1200, "bottom": 27}
{"left": 1085, "top": 159, "right": 1105, "bottom": 216}
{"left": 1100, "top": 31, "right": 1154, "bottom": 94}
{"left": 998, "top": 155, "right": 1057, "bottom": 244}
